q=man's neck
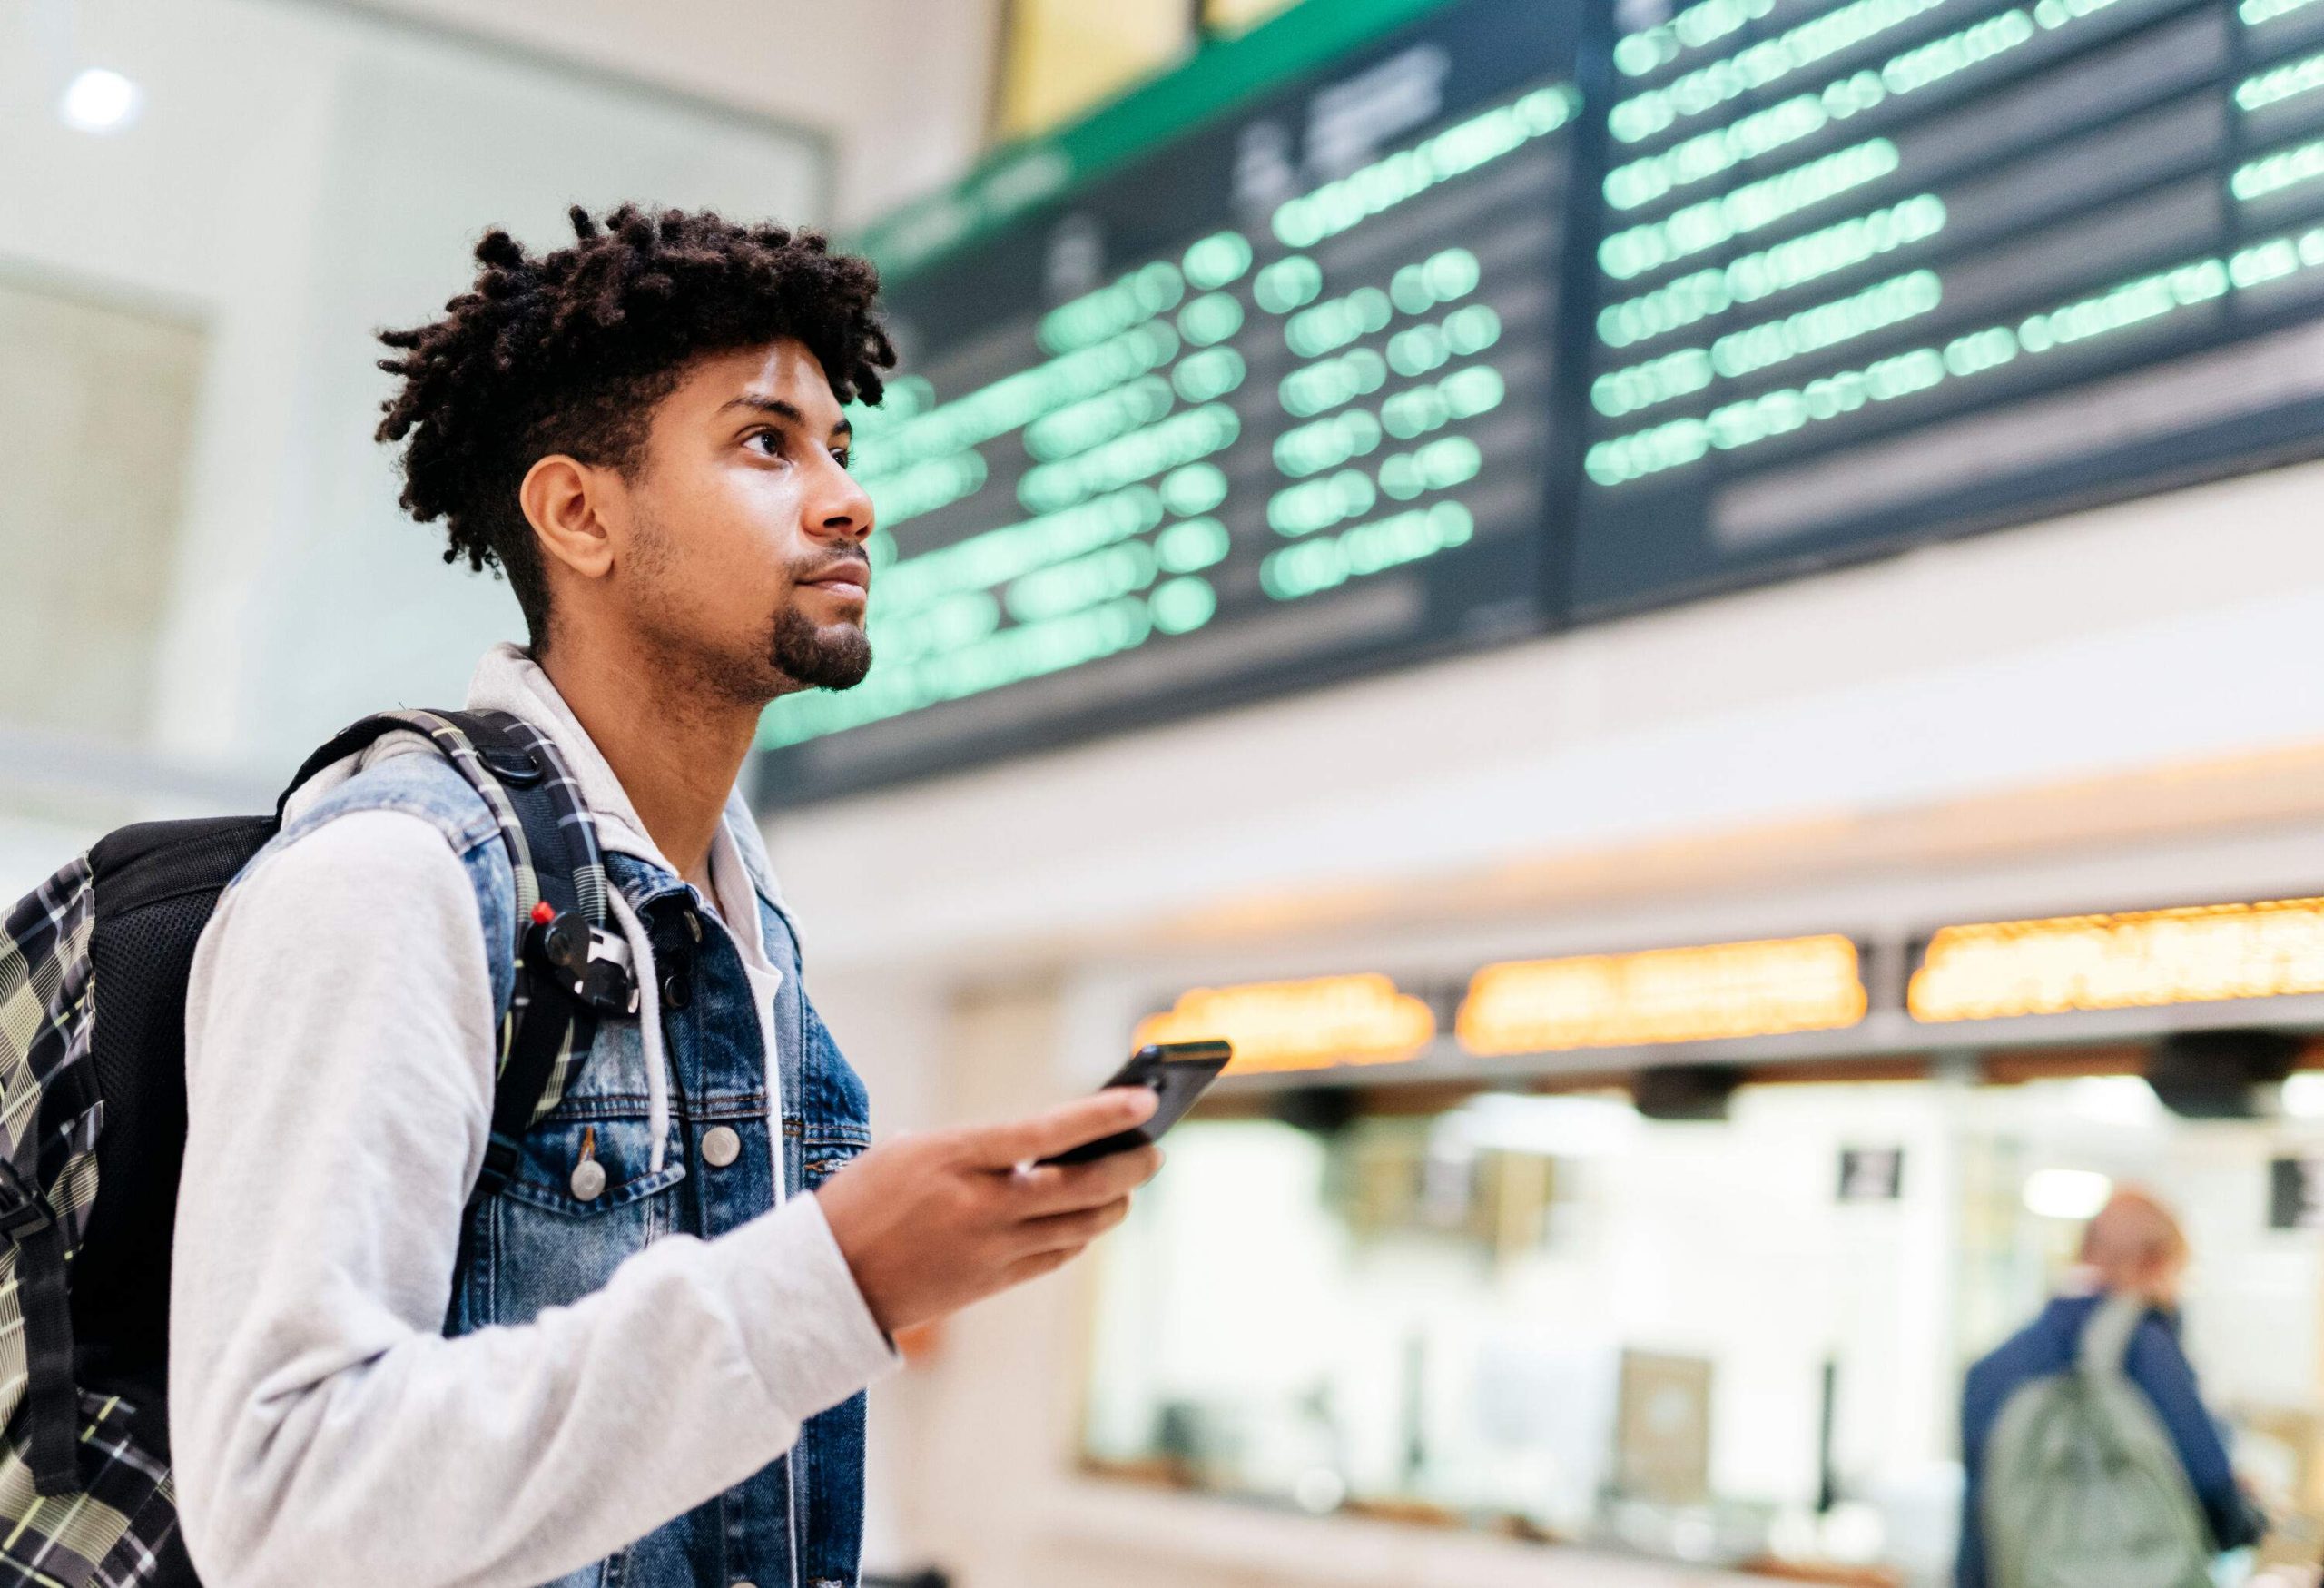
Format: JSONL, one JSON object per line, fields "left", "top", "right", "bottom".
{"left": 537, "top": 635, "right": 759, "bottom": 892}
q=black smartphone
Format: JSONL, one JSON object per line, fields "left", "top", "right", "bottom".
{"left": 1038, "top": 1040, "right": 1233, "bottom": 1165}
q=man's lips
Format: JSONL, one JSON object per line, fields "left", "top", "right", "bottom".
{"left": 799, "top": 561, "right": 872, "bottom": 602}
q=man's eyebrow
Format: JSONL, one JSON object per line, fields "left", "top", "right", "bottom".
{"left": 720, "top": 392, "right": 852, "bottom": 441}
{"left": 720, "top": 393, "right": 803, "bottom": 424}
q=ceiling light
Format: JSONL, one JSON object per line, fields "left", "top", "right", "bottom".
{"left": 1443, "top": 1092, "right": 1641, "bottom": 1158}
{"left": 2063, "top": 1075, "right": 2164, "bottom": 1127}
{"left": 60, "top": 68, "right": 142, "bottom": 133}
{"left": 2023, "top": 1168, "right": 2112, "bottom": 1221}
{"left": 2284, "top": 1073, "right": 2324, "bottom": 1119}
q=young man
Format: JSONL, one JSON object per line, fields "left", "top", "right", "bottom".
{"left": 169, "top": 206, "right": 1161, "bottom": 1588}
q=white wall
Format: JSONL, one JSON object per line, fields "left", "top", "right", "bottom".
{"left": 0, "top": 0, "right": 829, "bottom": 893}
{"left": 347, "top": 0, "right": 1006, "bottom": 227}
{"left": 0, "top": 278, "right": 205, "bottom": 743}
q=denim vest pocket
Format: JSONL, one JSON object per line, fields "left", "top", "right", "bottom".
{"left": 498, "top": 1112, "right": 687, "bottom": 1218}
{"left": 483, "top": 1110, "right": 688, "bottom": 1319}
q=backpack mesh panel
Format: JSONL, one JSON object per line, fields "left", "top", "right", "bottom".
{"left": 74, "top": 818, "right": 272, "bottom": 1450}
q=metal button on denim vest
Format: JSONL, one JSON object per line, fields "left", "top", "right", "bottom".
{"left": 281, "top": 752, "right": 872, "bottom": 1588}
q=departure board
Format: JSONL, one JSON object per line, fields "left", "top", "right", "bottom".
{"left": 755, "top": 0, "right": 2324, "bottom": 804}
{"left": 1572, "top": 0, "right": 2324, "bottom": 612}
{"left": 755, "top": 0, "right": 1588, "bottom": 803}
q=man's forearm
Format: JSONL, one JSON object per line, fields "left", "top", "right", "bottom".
{"left": 176, "top": 1200, "right": 882, "bottom": 1588}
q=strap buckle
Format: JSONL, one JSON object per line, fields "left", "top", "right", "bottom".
{"left": 527, "top": 911, "right": 638, "bottom": 1015}
{"left": 474, "top": 1131, "right": 524, "bottom": 1199}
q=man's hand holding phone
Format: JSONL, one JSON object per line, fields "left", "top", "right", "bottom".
{"left": 815, "top": 1088, "right": 1164, "bottom": 1336}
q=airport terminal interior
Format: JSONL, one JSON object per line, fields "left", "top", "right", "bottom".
{"left": 15, "top": 0, "right": 2324, "bottom": 1583}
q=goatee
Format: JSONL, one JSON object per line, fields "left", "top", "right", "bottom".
{"left": 772, "top": 606, "right": 872, "bottom": 690}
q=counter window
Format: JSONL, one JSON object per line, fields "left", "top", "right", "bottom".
{"left": 1080, "top": 1071, "right": 2324, "bottom": 1583}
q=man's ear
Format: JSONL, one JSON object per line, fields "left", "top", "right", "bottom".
{"left": 519, "top": 454, "right": 619, "bottom": 580}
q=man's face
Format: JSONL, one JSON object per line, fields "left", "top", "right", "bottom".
{"left": 2142, "top": 1248, "right": 2188, "bottom": 1308}
{"left": 620, "top": 338, "right": 877, "bottom": 702}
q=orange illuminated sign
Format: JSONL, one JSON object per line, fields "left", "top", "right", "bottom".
{"left": 1134, "top": 973, "right": 1436, "bottom": 1074}
{"left": 1909, "top": 897, "right": 2324, "bottom": 1022}
{"left": 1456, "top": 935, "right": 1866, "bottom": 1055}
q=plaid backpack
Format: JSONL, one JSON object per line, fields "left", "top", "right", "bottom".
{"left": 0, "top": 708, "right": 638, "bottom": 1586}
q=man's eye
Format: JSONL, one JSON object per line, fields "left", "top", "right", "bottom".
{"left": 749, "top": 430, "right": 787, "bottom": 457}
{"left": 832, "top": 449, "right": 852, "bottom": 469}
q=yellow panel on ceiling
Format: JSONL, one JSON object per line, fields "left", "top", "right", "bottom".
{"left": 997, "top": 0, "right": 1194, "bottom": 143}
{"left": 1204, "top": 0, "right": 1305, "bottom": 37}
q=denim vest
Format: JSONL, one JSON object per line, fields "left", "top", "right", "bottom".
{"left": 265, "top": 749, "right": 872, "bottom": 1588}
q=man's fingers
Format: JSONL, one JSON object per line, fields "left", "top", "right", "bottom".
{"left": 1006, "top": 1145, "right": 1162, "bottom": 1216}
{"left": 1019, "top": 1196, "right": 1133, "bottom": 1254}
{"left": 966, "top": 1088, "right": 1157, "bottom": 1169}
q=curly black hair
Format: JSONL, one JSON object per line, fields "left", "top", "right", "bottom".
{"left": 377, "top": 203, "right": 894, "bottom": 649}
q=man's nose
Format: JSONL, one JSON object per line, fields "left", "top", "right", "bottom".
{"left": 813, "top": 470, "right": 876, "bottom": 545}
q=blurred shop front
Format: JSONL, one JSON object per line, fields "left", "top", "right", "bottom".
{"left": 811, "top": 735, "right": 2324, "bottom": 1587}
{"left": 1079, "top": 924, "right": 2324, "bottom": 1586}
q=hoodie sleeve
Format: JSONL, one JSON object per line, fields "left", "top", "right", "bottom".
{"left": 170, "top": 809, "right": 895, "bottom": 1588}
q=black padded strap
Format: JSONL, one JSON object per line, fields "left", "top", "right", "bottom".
{"left": 428, "top": 712, "right": 605, "bottom": 1198}
{"left": 4, "top": 1180, "right": 77, "bottom": 1496}
{"left": 434, "top": 711, "right": 587, "bottom": 925}
{"left": 274, "top": 716, "right": 424, "bottom": 823}
{"left": 479, "top": 984, "right": 594, "bottom": 1198}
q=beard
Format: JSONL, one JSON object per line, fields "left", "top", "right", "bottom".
{"left": 770, "top": 598, "right": 872, "bottom": 690}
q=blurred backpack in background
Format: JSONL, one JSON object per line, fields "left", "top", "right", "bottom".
{"left": 1980, "top": 1293, "right": 2214, "bottom": 1588}
{"left": 0, "top": 708, "right": 634, "bottom": 1586}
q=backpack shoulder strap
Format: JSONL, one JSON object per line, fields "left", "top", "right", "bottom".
{"left": 280, "top": 708, "right": 634, "bottom": 1189}
{"left": 2077, "top": 1294, "right": 2149, "bottom": 1379}
{"left": 423, "top": 710, "right": 633, "bottom": 1195}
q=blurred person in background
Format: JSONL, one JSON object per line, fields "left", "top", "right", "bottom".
{"left": 168, "top": 205, "right": 1161, "bottom": 1588}
{"left": 1955, "top": 1186, "right": 2264, "bottom": 1588}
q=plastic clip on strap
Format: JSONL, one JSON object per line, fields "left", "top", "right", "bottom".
{"left": 531, "top": 900, "right": 639, "bottom": 1017}
{"left": 472, "top": 901, "right": 636, "bottom": 1198}
{"left": 0, "top": 1158, "right": 77, "bottom": 1496}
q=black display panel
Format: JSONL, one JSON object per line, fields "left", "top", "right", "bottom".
{"left": 758, "top": 0, "right": 2324, "bottom": 804}
{"left": 1573, "top": 0, "right": 2324, "bottom": 613}
{"left": 756, "top": 0, "right": 1590, "bottom": 803}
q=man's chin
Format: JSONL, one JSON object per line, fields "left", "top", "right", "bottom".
{"left": 773, "top": 626, "right": 872, "bottom": 691}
